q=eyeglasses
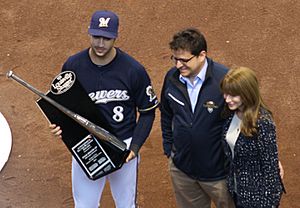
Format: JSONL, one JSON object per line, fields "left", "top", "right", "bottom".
{"left": 170, "top": 55, "right": 196, "bottom": 64}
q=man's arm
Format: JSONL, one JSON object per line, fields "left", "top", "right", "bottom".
{"left": 160, "top": 75, "right": 174, "bottom": 157}
{"left": 127, "top": 110, "right": 155, "bottom": 162}
{"left": 130, "top": 110, "right": 155, "bottom": 154}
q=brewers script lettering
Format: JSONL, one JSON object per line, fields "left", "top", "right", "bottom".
{"left": 89, "top": 90, "right": 130, "bottom": 104}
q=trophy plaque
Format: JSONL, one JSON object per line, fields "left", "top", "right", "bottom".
{"left": 36, "top": 71, "right": 130, "bottom": 180}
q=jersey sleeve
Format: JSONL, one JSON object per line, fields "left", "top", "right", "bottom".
{"left": 132, "top": 67, "right": 159, "bottom": 113}
{"left": 61, "top": 57, "right": 75, "bottom": 73}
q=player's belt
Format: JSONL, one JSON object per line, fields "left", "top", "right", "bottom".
{"left": 7, "top": 70, "right": 130, "bottom": 180}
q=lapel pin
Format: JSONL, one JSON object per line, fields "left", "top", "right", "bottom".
{"left": 203, "top": 101, "right": 218, "bottom": 113}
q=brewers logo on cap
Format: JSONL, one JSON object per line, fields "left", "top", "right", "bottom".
{"left": 99, "top": 17, "right": 110, "bottom": 28}
{"left": 88, "top": 10, "right": 119, "bottom": 39}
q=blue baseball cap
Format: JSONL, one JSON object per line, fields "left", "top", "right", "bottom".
{"left": 88, "top": 10, "right": 119, "bottom": 39}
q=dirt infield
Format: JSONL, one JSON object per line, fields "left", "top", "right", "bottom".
{"left": 0, "top": 1, "right": 299, "bottom": 207}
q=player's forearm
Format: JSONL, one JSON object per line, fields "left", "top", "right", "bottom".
{"left": 130, "top": 110, "right": 155, "bottom": 155}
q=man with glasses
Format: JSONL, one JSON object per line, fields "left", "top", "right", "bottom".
{"left": 160, "top": 28, "right": 234, "bottom": 208}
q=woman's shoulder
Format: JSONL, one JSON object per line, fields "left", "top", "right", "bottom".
{"left": 258, "top": 107, "right": 273, "bottom": 123}
{"left": 257, "top": 107, "right": 276, "bottom": 139}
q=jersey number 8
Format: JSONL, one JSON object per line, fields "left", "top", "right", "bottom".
{"left": 112, "top": 106, "right": 124, "bottom": 122}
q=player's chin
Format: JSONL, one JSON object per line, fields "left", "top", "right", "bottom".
{"left": 94, "top": 50, "right": 108, "bottom": 57}
{"left": 91, "top": 47, "right": 107, "bottom": 56}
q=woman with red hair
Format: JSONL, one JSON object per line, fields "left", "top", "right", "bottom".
{"left": 220, "top": 67, "right": 285, "bottom": 208}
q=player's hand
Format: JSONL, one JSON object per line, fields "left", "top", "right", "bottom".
{"left": 279, "top": 160, "right": 284, "bottom": 180}
{"left": 49, "top": 124, "right": 62, "bottom": 139}
{"left": 125, "top": 150, "right": 136, "bottom": 163}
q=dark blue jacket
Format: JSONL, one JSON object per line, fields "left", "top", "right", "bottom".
{"left": 222, "top": 108, "right": 285, "bottom": 207}
{"left": 160, "top": 58, "right": 228, "bottom": 181}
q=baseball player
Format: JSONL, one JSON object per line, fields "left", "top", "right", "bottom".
{"left": 50, "top": 10, "right": 159, "bottom": 208}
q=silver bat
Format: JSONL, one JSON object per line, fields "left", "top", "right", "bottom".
{"left": 6, "top": 70, "right": 127, "bottom": 151}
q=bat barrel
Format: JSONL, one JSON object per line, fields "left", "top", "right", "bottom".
{"left": 6, "top": 70, "right": 127, "bottom": 151}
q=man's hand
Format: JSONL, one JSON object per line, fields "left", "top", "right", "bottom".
{"left": 49, "top": 124, "right": 62, "bottom": 139}
{"left": 125, "top": 150, "right": 136, "bottom": 163}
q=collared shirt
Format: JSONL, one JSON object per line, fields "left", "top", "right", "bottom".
{"left": 179, "top": 58, "right": 208, "bottom": 112}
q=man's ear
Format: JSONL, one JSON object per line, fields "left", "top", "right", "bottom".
{"left": 199, "top": 50, "right": 207, "bottom": 57}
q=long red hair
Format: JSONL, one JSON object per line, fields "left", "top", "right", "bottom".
{"left": 220, "top": 67, "right": 272, "bottom": 136}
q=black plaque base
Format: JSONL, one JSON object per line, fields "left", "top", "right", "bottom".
{"left": 36, "top": 72, "right": 129, "bottom": 180}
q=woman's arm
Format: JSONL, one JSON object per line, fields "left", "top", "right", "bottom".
{"left": 257, "top": 116, "right": 284, "bottom": 205}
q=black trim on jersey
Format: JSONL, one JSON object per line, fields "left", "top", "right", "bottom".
{"left": 133, "top": 155, "right": 139, "bottom": 208}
